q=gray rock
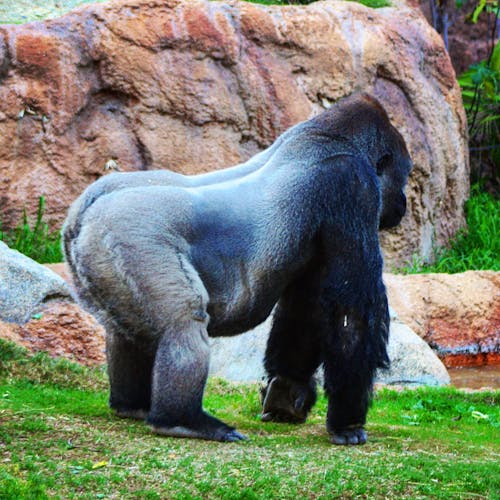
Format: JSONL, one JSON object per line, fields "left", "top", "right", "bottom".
{"left": 378, "top": 320, "right": 451, "bottom": 386}
{"left": 0, "top": 241, "right": 72, "bottom": 323}
{"left": 209, "top": 317, "right": 272, "bottom": 383}
{"left": 209, "top": 315, "right": 450, "bottom": 387}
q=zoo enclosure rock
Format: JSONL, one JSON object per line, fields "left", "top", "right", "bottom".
{"left": 0, "top": 301, "right": 106, "bottom": 366}
{"left": 0, "top": 241, "right": 72, "bottom": 323}
{"left": 385, "top": 271, "right": 500, "bottom": 367}
{"left": 0, "top": 0, "right": 468, "bottom": 267}
{"left": 0, "top": 243, "right": 105, "bottom": 365}
{"left": 209, "top": 316, "right": 451, "bottom": 386}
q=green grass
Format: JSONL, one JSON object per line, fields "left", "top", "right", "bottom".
{"left": 0, "top": 339, "right": 498, "bottom": 499}
{"left": 0, "top": 196, "right": 63, "bottom": 264}
{"left": 403, "top": 183, "right": 499, "bottom": 273}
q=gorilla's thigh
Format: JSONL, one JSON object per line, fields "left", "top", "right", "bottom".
{"left": 100, "top": 237, "right": 211, "bottom": 417}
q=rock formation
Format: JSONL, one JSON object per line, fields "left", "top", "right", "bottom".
{"left": 209, "top": 315, "right": 451, "bottom": 386}
{"left": 0, "top": 241, "right": 72, "bottom": 323}
{"left": 0, "top": 242, "right": 105, "bottom": 365}
{"left": 0, "top": 0, "right": 468, "bottom": 267}
{"left": 0, "top": 302, "right": 106, "bottom": 366}
{"left": 385, "top": 271, "right": 500, "bottom": 367}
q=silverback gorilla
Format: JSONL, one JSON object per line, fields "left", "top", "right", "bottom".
{"left": 63, "top": 93, "right": 412, "bottom": 445}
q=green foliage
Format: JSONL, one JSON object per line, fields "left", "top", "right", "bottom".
{"left": 458, "top": 41, "right": 500, "bottom": 142}
{"left": 458, "top": 29, "right": 500, "bottom": 187}
{"left": 0, "top": 343, "right": 498, "bottom": 498}
{"left": 402, "top": 184, "right": 499, "bottom": 273}
{"left": 0, "top": 196, "right": 63, "bottom": 264}
{"left": 469, "top": 0, "right": 499, "bottom": 23}
{"left": 0, "top": 338, "right": 26, "bottom": 363}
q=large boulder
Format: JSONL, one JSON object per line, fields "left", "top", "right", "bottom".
{"left": 0, "top": 243, "right": 105, "bottom": 365}
{"left": 209, "top": 315, "right": 450, "bottom": 386}
{"left": 385, "top": 271, "right": 500, "bottom": 367}
{"left": 0, "top": 0, "right": 468, "bottom": 267}
{"left": 0, "top": 241, "right": 72, "bottom": 323}
{"left": 382, "top": 319, "right": 450, "bottom": 386}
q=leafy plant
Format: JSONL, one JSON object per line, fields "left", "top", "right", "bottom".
{"left": 402, "top": 183, "right": 499, "bottom": 273}
{"left": 0, "top": 196, "right": 63, "bottom": 264}
{"left": 458, "top": 40, "right": 500, "bottom": 187}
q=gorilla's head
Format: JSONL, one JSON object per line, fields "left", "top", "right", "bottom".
{"left": 316, "top": 93, "right": 413, "bottom": 230}
{"left": 372, "top": 124, "right": 412, "bottom": 230}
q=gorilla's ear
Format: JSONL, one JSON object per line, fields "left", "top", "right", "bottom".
{"left": 375, "top": 153, "right": 393, "bottom": 175}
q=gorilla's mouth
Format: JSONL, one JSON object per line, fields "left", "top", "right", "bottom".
{"left": 379, "top": 193, "right": 406, "bottom": 229}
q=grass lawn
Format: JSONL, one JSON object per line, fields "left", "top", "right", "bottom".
{"left": 1, "top": 340, "right": 499, "bottom": 499}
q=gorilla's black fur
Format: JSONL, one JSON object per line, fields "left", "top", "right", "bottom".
{"left": 63, "top": 93, "right": 412, "bottom": 445}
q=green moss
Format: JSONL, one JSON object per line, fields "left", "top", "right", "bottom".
{"left": 0, "top": 339, "right": 107, "bottom": 392}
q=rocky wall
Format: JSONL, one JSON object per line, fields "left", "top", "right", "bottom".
{"left": 0, "top": 0, "right": 469, "bottom": 266}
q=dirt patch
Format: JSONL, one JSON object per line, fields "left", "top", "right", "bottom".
{"left": 0, "top": 300, "right": 105, "bottom": 366}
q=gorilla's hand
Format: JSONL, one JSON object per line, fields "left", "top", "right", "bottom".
{"left": 261, "top": 376, "right": 317, "bottom": 424}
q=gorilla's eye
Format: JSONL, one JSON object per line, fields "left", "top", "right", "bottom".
{"left": 376, "top": 153, "right": 392, "bottom": 175}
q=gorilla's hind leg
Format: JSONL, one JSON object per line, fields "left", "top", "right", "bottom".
{"left": 106, "top": 328, "right": 156, "bottom": 420}
{"left": 147, "top": 320, "right": 247, "bottom": 442}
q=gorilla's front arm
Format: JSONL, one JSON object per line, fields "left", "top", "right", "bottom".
{"left": 262, "top": 157, "right": 389, "bottom": 444}
{"left": 64, "top": 92, "right": 412, "bottom": 444}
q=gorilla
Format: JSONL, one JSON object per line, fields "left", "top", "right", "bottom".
{"left": 63, "top": 93, "right": 412, "bottom": 445}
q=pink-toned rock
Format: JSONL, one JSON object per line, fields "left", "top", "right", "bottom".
{"left": 0, "top": 0, "right": 468, "bottom": 267}
{"left": 4, "top": 264, "right": 497, "bottom": 372}
{"left": 0, "top": 301, "right": 106, "bottom": 366}
{"left": 385, "top": 271, "right": 500, "bottom": 367}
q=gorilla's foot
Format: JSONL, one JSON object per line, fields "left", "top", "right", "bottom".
{"left": 113, "top": 408, "right": 148, "bottom": 420}
{"left": 261, "top": 375, "right": 317, "bottom": 424}
{"left": 147, "top": 412, "right": 248, "bottom": 442}
{"left": 330, "top": 427, "right": 367, "bottom": 445}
